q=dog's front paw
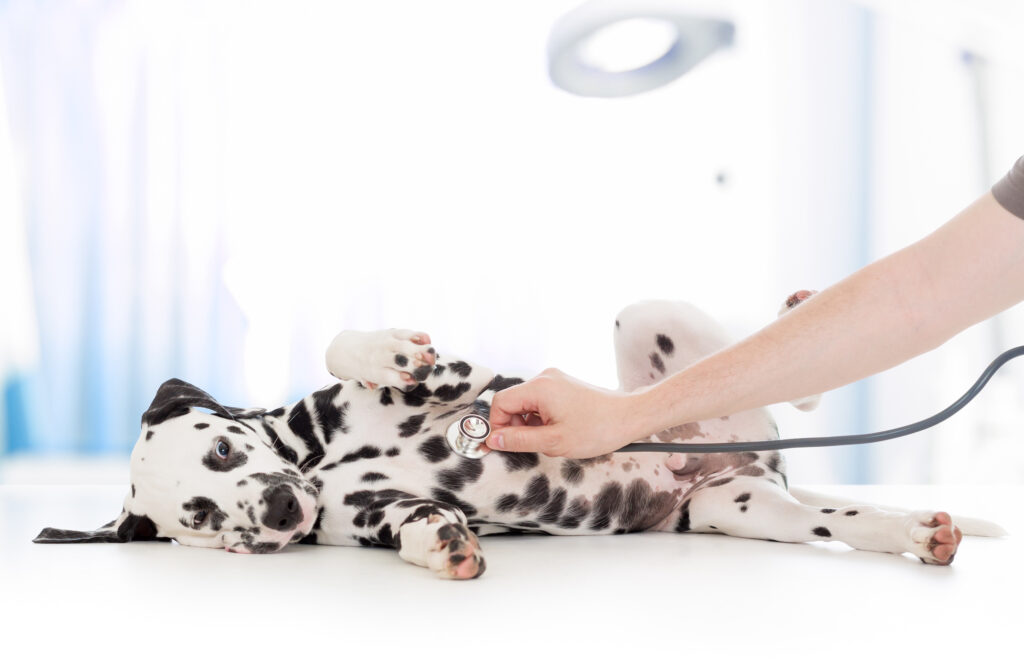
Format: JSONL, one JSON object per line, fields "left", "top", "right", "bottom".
{"left": 425, "top": 516, "right": 486, "bottom": 580}
{"left": 908, "top": 511, "right": 962, "bottom": 565}
{"left": 326, "top": 328, "right": 437, "bottom": 389}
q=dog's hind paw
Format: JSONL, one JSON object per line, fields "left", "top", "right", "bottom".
{"left": 909, "top": 511, "right": 962, "bottom": 565}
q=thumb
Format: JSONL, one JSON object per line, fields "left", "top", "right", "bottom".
{"left": 487, "top": 425, "right": 562, "bottom": 455}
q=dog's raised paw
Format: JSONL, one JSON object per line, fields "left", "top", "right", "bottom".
{"left": 384, "top": 329, "right": 437, "bottom": 386}
{"left": 909, "top": 511, "right": 962, "bottom": 565}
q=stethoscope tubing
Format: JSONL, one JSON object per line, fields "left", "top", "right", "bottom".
{"left": 614, "top": 345, "right": 1024, "bottom": 454}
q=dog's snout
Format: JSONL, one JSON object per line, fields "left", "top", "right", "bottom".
{"left": 261, "top": 485, "right": 302, "bottom": 531}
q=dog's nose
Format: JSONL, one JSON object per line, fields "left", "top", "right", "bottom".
{"left": 261, "top": 485, "right": 302, "bottom": 531}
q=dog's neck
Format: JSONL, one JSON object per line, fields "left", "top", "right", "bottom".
{"left": 251, "top": 385, "right": 343, "bottom": 473}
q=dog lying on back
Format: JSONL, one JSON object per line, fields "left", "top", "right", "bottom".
{"left": 34, "top": 296, "right": 1005, "bottom": 578}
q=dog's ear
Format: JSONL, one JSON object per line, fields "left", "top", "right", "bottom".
{"left": 141, "top": 378, "right": 265, "bottom": 426}
{"left": 33, "top": 507, "right": 169, "bottom": 544}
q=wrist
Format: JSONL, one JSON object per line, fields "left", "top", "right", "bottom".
{"left": 617, "top": 386, "right": 663, "bottom": 444}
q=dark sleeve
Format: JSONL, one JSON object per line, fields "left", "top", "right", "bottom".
{"left": 992, "top": 156, "right": 1024, "bottom": 220}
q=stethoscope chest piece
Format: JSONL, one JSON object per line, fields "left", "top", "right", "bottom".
{"left": 446, "top": 413, "right": 491, "bottom": 459}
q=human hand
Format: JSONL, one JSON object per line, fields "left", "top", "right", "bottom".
{"left": 485, "top": 368, "right": 638, "bottom": 458}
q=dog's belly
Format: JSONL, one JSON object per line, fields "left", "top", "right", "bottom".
{"left": 443, "top": 407, "right": 783, "bottom": 537}
{"left": 309, "top": 386, "right": 782, "bottom": 543}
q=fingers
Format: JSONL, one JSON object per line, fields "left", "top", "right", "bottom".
{"left": 486, "top": 425, "right": 563, "bottom": 456}
{"left": 488, "top": 379, "right": 544, "bottom": 429}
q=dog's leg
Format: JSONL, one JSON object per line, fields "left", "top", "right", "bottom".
{"left": 613, "top": 294, "right": 820, "bottom": 412}
{"left": 682, "top": 476, "right": 963, "bottom": 565}
{"left": 613, "top": 300, "right": 733, "bottom": 393}
{"left": 347, "top": 492, "right": 485, "bottom": 579}
{"left": 326, "top": 328, "right": 439, "bottom": 389}
{"left": 324, "top": 328, "right": 496, "bottom": 408}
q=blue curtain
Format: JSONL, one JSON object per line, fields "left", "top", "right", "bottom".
{"left": 0, "top": 0, "right": 249, "bottom": 455}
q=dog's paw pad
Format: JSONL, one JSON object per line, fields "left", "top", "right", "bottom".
{"left": 779, "top": 289, "right": 818, "bottom": 316}
{"left": 910, "top": 511, "right": 962, "bottom": 565}
{"left": 428, "top": 521, "right": 485, "bottom": 580}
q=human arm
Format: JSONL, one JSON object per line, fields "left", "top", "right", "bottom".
{"left": 488, "top": 164, "right": 1024, "bottom": 457}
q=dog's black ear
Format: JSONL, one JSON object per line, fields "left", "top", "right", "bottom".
{"left": 141, "top": 378, "right": 264, "bottom": 426}
{"left": 33, "top": 508, "right": 168, "bottom": 544}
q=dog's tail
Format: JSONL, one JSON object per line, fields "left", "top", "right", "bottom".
{"left": 788, "top": 486, "right": 1009, "bottom": 537}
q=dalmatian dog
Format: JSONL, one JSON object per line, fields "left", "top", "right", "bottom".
{"left": 34, "top": 294, "right": 1006, "bottom": 578}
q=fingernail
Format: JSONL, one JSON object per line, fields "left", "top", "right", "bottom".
{"left": 488, "top": 433, "right": 504, "bottom": 450}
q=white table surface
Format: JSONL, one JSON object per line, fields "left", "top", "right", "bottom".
{"left": 1, "top": 484, "right": 1020, "bottom": 671}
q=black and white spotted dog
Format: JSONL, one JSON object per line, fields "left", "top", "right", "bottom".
{"left": 34, "top": 295, "right": 1005, "bottom": 578}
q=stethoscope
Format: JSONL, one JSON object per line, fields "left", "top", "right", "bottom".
{"left": 445, "top": 345, "right": 1024, "bottom": 459}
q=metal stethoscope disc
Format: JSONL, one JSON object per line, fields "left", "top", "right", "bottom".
{"left": 446, "top": 413, "right": 491, "bottom": 459}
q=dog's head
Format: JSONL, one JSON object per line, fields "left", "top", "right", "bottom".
{"left": 34, "top": 379, "right": 319, "bottom": 553}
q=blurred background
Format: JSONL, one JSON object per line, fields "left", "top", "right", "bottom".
{"left": 1, "top": 0, "right": 1023, "bottom": 485}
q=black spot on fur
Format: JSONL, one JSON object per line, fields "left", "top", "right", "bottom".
{"left": 656, "top": 334, "right": 675, "bottom": 355}
{"left": 361, "top": 472, "right": 389, "bottom": 483}
{"left": 558, "top": 497, "right": 590, "bottom": 529}
{"left": 401, "top": 384, "right": 432, "bottom": 407}
{"left": 395, "top": 354, "right": 408, "bottom": 367}
{"left": 812, "top": 527, "right": 832, "bottom": 537}
{"left": 495, "top": 494, "right": 519, "bottom": 513}
{"left": 434, "top": 382, "right": 472, "bottom": 402}
{"left": 517, "top": 475, "right": 551, "bottom": 514}
{"left": 615, "top": 320, "right": 620, "bottom": 328}
{"left": 675, "top": 500, "right": 691, "bottom": 533}
{"left": 538, "top": 488, "right": 567, "bottom": 524}
{"left": 821, "top": 508, "right": 836, "bottom": 514}
{"left": 261, "top": 420, "right": 298, "bottom": 465}
{"left": 736, "top": 465, "right": 765, "bottom": 477}
{"left": 561, "top": 460, "right": 584, "bottom": 485}
{"left": 707, "top": 477, "right": 734, "bottom": 488}
{"left": 498, "top": 451, "right": 540, "bottom": 472}
{"left": 418, "top": 435, "right": 450, "bottom": 463}
{"left": 412, "top": 365, "right": 433, "bottom": 381}
{"left": 764, "top": 453, "right": 788, "bottom": 489}
{"left": 145, "top": 430, "right": 154, "bottom": 440}
{"left": 845, "top": 510, "right": 859, "bottom": 516}
{"left": 311, "top": 385, "right": 348, "bottom": 444}
{"left": 376, "top": 523, "right": 396, "bottom": 547}
{"left": 430, "top": 488, "right": 477, "bottom": 517}
{"left": 484, "top": 375, "right": 525, "bottom": 393}
{"left": 379, "top": 388, "right": 393, "bottom": 406}
{"left": 448, "top": 361, "right": 472, "bottom": 378}
{"left": 340, "top": 445, "right": 382, "bottom": 464}
{"left": 437, "top": 459, "right": 485, "bottom": 492}
{"left": 734, "top": 493, "right": 751, "bottom": 503}
{"left": 227, "top": 426, "right": 244, "bottom": 435}
{"left": 397, "top": 413, "right": 427, "bottom": 438}
{"left": 590, "top": 482, "right": 624, "bottom": 531}
{"left": 649, "top": 352, "right": 666, "bottom": 374}
{"left": 288, "top": 403, "right": 325, "bottom": 472}
{"left": 386, "top": 447, "right": 400, "bottom": 457}
{"left": 193, "top": 423, "right": 209, "bottom": 430}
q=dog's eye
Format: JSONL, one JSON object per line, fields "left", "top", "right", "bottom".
{"left": 193, "top": 511, "right": 208, "bottom": 528}
{"left": 216, "top": 440, "right": 230, "bottom": 459}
